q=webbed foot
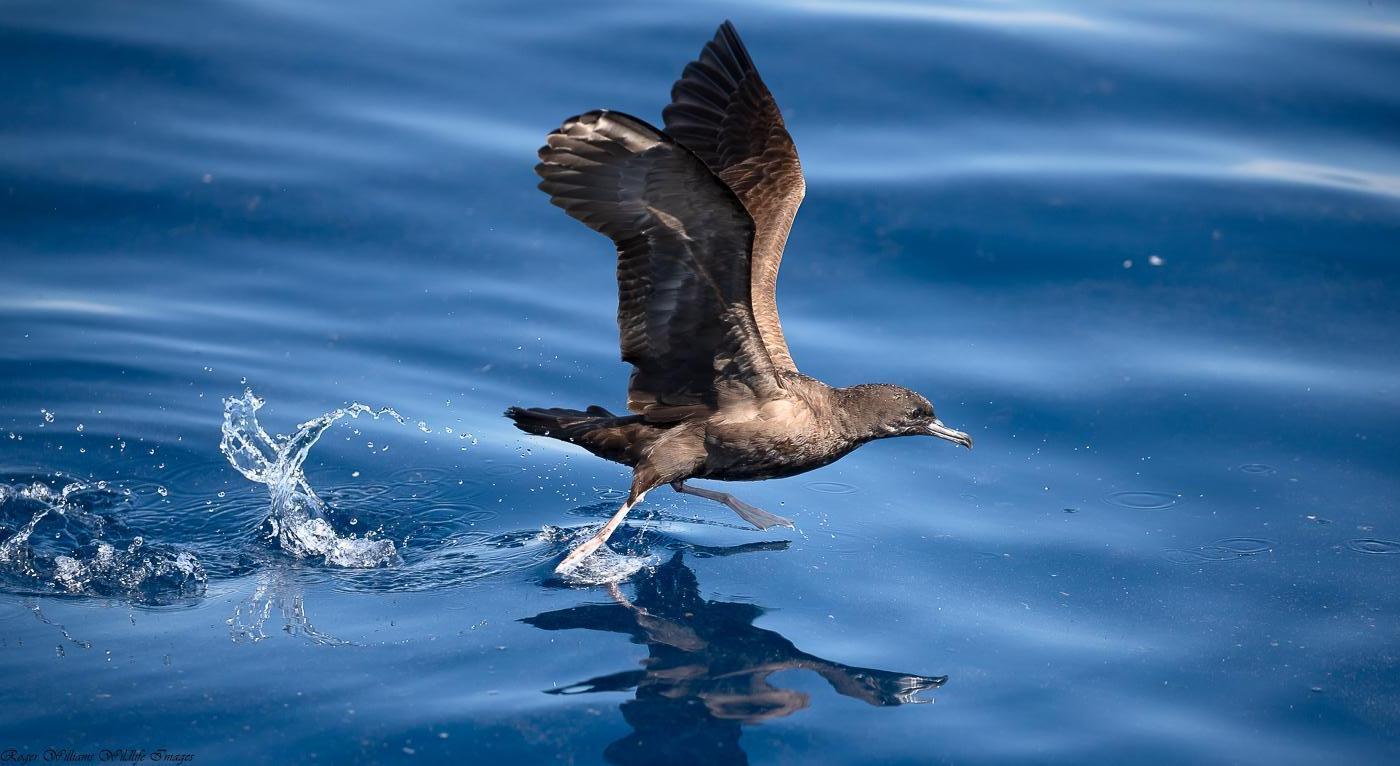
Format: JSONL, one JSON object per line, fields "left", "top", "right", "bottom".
{"left": 671, "top": 481, "right": 794, "bottom": 530}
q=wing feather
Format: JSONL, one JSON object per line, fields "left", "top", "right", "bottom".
{"left": 663, "top": 21, "right": 805, "bottom": 373}
{"left": 535, "top": 110, "right": 783, "bottom": 420}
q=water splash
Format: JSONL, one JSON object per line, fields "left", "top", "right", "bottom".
{"left": 227, "top": 570, "right": 352, "bottom": 645}
{"left": 543, "top": 525, "right": 654, "bottom": 586}
{"left": 220, "top": 389, "right": 402, "bottom": 568}
{"left": 0, "top": 481, "right": 206, "bottom": 603}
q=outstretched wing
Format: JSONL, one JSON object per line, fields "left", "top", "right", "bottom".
{"left": 535, "top": 110, "right": 783, "bottom": 420}
{"left": 663, "top": 20, "right": 805, "bottom": 373}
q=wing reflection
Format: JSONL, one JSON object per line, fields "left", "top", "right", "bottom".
{"left": 523, "top": 550, "right": 945, "bottom": 764}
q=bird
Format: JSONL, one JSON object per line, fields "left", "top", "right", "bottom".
{"left": 508, "top": 20, "right": 972, "bottom": 573}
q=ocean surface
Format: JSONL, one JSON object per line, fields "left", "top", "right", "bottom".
{"left": 3, "top": 1, "right": 1399, "bottom": 763}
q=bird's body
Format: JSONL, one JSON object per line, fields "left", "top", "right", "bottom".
{"left": 509, "top": 21, "right": 971, "bottom": 572}
{"left": 676, "top": 377, "right": 895, "bottom": 482}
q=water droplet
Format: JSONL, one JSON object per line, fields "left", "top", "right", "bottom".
{"left": 156, "top": 486, "right": 168, "bottom": 497}
{"left": 75, "top": 423, "right": 84, "bottom": 432}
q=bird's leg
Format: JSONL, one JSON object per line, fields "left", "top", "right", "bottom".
{"left": 556, "top": 478, "right": 651, "bottom": 573}
{"left": 670, "top": 481, "right": 794, "bottom": 530}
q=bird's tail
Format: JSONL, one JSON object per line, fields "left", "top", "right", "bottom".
{"left": 504, "top": 405, "right": 651, "bottom": 465}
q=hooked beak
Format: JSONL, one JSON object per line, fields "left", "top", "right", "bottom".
{"left": 926, "top": 419, "right": 973, "bottom": 449}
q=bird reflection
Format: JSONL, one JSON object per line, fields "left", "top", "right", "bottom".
{"left": 523, "top": 549, "right": 945, "bottom": 765}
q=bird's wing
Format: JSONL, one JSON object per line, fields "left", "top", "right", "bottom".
{"left": 662, "top": 20, "right": 805, "bottom": 373}
{"left": 535, "top": 110, "right": 784, "bottom": 421}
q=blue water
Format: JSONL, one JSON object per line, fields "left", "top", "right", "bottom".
{"left": 3, "top": 1, "right": 1399, "bottom": 762}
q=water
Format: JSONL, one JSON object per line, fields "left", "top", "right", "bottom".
{"left": 2, "top": 0, "right": 1398, "bottom": 762}
{"left": 220, "top": 389, "right": 404, "bottom": 567}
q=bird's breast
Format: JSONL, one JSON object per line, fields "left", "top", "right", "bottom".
{"left": 695, "top": 412, "right": 859, "bottom": 482}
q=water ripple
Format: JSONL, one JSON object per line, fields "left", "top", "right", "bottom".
{"left": 1105, "top": 490, "right": 1179, "bottom": 510}
{"left": 386, "top": 465, "right": 474, "bottom": 500}
{"left": 806, "top": 481, "right": 859, "bottom": 495}
{"left": 1347, "top": 539, "right": 1400, "bottom": 556}
{"left": 1163, "top": 537, "right": 1274, "bottom": 565}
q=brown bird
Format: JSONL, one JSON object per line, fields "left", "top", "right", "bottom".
{"left": 508, "top": 21, "right": 972, "bottom": 573}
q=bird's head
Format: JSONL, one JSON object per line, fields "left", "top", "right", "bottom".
{"left": 842, "top": 384, "right": 972, "bottom": 449}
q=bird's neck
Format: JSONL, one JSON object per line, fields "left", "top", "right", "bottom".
{"left": 830, "top": 385, "right": 895, "bottom": 443}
